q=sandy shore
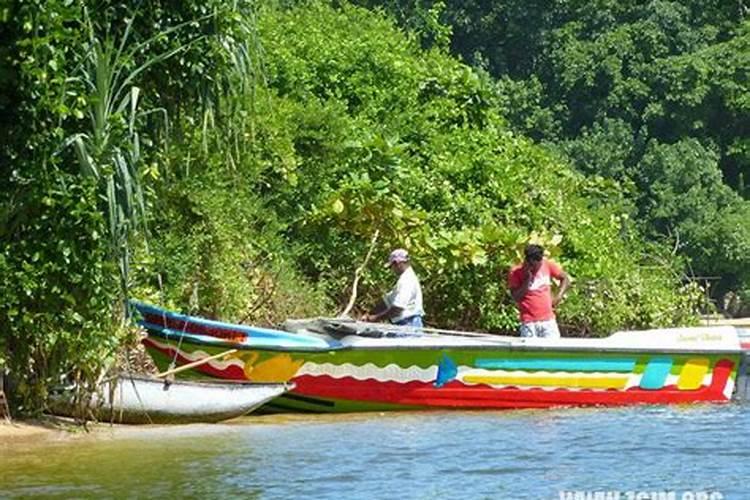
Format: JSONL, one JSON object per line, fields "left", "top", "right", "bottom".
{"left": 0, "top": 419, "right": 70, "bottom": 440}
{"left": 0, "top": 414, "right": 100, "bottom": 445}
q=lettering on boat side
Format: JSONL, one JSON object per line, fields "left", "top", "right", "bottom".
{"left": 677, "top": 333, "right": 723, "bottom": 342}
{"left": 558, "top": 491, "right": 723, "bottom": 500}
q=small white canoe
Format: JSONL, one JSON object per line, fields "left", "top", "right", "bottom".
{"left": 53, "top": 374, "right": 290, "bottom": 424}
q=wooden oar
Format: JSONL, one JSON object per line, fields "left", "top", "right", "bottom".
{"left": 155, "top": 349, "right": 238, "bottom": 379}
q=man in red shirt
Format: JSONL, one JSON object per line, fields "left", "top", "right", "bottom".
{"left": 508, "top": 244, "right": 571, "bottom": 338}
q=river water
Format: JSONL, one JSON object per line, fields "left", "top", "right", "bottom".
{"left": 1, "top": 404, "right": 748, "bottom": 499}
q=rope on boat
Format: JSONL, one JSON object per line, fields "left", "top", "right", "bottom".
{"left": 123, "top": 372, "right": 154, "bottom": 425}
{"left": 165, "top": 282, "right": 200, "bottom": 376}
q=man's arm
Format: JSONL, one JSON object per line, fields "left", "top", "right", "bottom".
{"left": 364, "top": 304, "right": 404, "bottom": 323}
{"left": 362, "top": 294, "right": 406, "bottom": 322}
{"left": 552, "top": 271, "right": 571, "bottom": 306}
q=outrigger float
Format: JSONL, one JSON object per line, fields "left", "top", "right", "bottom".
{"left": 50, "top": 373, "right": 291, "bottom": 424}
{"left": 133, "top": 302, "right": 750, "bottom": 413}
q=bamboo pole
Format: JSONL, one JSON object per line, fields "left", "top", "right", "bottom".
{"left": 155, "top": 349, "right": 238, "bottom": 379}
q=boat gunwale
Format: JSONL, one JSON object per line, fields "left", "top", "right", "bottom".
{"left": 133, "top": 302, "right": 744, "bottom": 356}
{"left": 143, "top": 328, "right": 744, "bottom": 356}
{"left": 113, "top": 373, "right": 292, "bottom": 391}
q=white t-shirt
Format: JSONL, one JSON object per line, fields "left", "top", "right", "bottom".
{"left": 384, "top": 266, "right": 424, "bottom": 322}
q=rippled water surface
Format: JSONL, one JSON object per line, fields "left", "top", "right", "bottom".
{"left": 2, "top": 404, "right": 749, "bottom": 499}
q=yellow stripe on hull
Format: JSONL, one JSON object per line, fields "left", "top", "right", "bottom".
{"left": 462, "top": 374, "right": 629, "bottom": 390}
{"left": 677, "top": 358, "right": 710, "bottom": 390}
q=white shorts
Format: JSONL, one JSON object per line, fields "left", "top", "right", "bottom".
{"left": 519, "top": 319, "right": 560, "bottom": 338}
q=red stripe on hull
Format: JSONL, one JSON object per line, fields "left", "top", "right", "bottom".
{"left": 292, "top": 359, "right": 735, "bottom": 409}
{"left": 142, "top": 313, "right": 247, "bottom": 342}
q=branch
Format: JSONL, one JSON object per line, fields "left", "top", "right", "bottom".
{"left": 338, "top": 230, "right": 380, "bottom": 318}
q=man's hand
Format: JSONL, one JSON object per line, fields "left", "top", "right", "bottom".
{"left": 524, "top": 267, "right": 533, "bottom": 283}
{"left": 521, "top": 262, "right": 535, "bottom": 282}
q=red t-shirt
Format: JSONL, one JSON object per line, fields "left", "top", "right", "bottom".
{"left": 508, "top": 259, "right": 564, "bottom": 322}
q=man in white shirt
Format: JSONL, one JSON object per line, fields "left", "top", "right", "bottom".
{"left": 362, "top": 248, "right": 424, "bottom": 327}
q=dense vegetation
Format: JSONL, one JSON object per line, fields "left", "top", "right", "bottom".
{"left": 1, "top": 0, "right": 744, "bottom": 413}
{"left": 357, "top": 0, "right": 750, "bottom": 308}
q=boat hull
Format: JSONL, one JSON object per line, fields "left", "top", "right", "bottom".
{"left": 142, "top": 332, "right": 742, "bottom": 413}
{"left": 52, "top": 374, "right": 290, "bottom": 423}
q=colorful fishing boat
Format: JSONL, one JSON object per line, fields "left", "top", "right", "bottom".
{"left": 133, "top": 301, "right": 746, "bottom": 413}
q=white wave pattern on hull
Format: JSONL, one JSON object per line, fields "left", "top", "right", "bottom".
{"left": 297, "top": 362, "right": 437, "bottom": 383}
{"left": 148, "top": 337, "right": 245, "bottom": 372}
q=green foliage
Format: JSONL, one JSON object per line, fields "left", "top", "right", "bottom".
{"left": 0, "top": 179, "right": 121, "bottom": 413}
{"left": 495, "top": 76, "right": 562, "bottom": 142}
{"left": 0, "top": 0, "right": 211, "bottom": 414}
{"left": 637, "top": 139, "right": 750, "bottom": 283}
{"left": 558, "top": 118, "right": 637, "bottom": 182}
{"left": 249, "top": 1, "right": 698, "bottom": 332}
{"left": 132, "top": 168, "right": 333, "bottom": 323}
{"left": 363, "top": 0, "right": 750, "bottom": 305}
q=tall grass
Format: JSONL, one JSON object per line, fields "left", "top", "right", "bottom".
{"left": 67, "top": 9, "right": 199, "bottom": 316}
{"left": 199, "top": 3, "right": 267, "bottom": 171}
